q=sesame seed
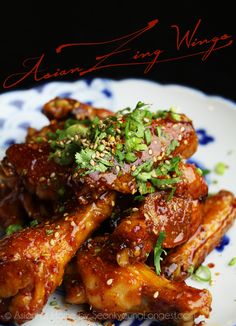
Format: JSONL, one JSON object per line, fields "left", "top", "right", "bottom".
{"left": 54, "top": 232, "right": 60, "bottom": 238}
{"left": 144, "top": 117, "right": 149, "bottom": 123}
{"left": 178, "top": 135, "right": 182, "bottom": 141}
{"left": 153, "top": 291, "right": 159, "bottom": 298}
{"left": 157, "top": 155, "right": 162, "bottom": 160}
{"left": 90, "top": 159, "right": 96, "bottom": 166}
{"left": 50, "top": 239, "right": 55, "bottom": 246}
{"left": 132, "top": 207, "right": 139, "bottom": 212}
{"left": 106, "top": 278, "right": 113, "bottom": 285}
{"left": 131, "top": 165, "right": 136, "bottom": 171}
{"left": 116, "top": 165, "right": 120, "bottom": 172}
{"left": 153, "top": 157, "right": 157, "bottom": 163}
{"left": 180, "top": 127, "right": 185, "bottom": 132}
{"left": 112, "top": 201, "right": 115, "bottom": 207}
{"left": 126, "top": 220, "right": 132, "bottom": 225}
{"left": 39, "top": 177, "right": 46, "bottom": 182}
{"left": 148, "top": 149, "right": 153, "bottom": 155}
{"left": 184, "top": 140, "right": 188, "bottom": 145}
{"left": 50, "top": 172, "right": 56, "bottom": 178}
{"left": 63, "top": 213, "right": 69, "bottom": 217}
{"left": 71, "top": 221, "right": 76, "bottom": 227}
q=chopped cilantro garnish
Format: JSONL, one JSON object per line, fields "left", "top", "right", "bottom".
{"left": 144, "top": 129, "right": 152, "bottom": 145}
{"left": 188, "top": 265, "right": 195, "bottom": 275}
{"left": 170, "top": 108, "right": 181, "bottom": 122}
{"left": 134, "top": 195, "right": 145, "bottom": 201}
{"left": 48, "top": 102, "right": 185, "bottom": 196}
{"left": 154, "top": 231, "right": 167, "bottom": 275}
{"left": 166, "top": 186, "right": 176, "bottom": 201}
{"left": 151, "top": 177, "right": 181, "bottom": 187}
{"left": 156, "top": 126, "right": 164, "bottom": 138}
{"left": 132, "top": 160, "right": 153, "bottom": 177}
{"left": 30, "top": 220, "right": 38, "bottom": 227}
{"left": 166, "top": 139, "right": 180, "bottom": 156}
{"left": 125, "top": 152, "right": 137, "bottom": 163}
{"left": 202, "top": 168, "right": 211, "bottom": 176}
{"left": 46, "top": 229, "right": 53, "bottom": 235}
{"left": 5, "top": 224, "right": 23, "bottom": 235}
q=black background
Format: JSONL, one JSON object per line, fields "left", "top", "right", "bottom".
{"left": 0, "top": 1, "right": 235, "bottom": 101}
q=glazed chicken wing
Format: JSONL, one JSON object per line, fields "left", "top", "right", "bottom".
{"left": 65, "top": 236, "right": 212, "bottom": 325}
{"left": 162, "top": 190, "right": 236, "bottom": 281}
{"left": 103, "top": 163, "right": 207, "bottom": 267}
{"left": 43, "top": 97, "right": 114, "bottom": 121}
{"left": 0, "top": 191, "right": 115, "bottom": 324}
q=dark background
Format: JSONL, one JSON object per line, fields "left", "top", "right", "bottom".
{"left": 0, "top": 1, "right": 235, "bottom": 101}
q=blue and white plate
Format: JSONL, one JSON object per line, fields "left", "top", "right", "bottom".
{"left": 0, "top": 78, "right": 236, "bottom": 326}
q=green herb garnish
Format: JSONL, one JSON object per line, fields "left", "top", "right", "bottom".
{"left": 229, "top": 257, "right": 236, "bottom": 266}
{"left": 30, "top": 220, "right": 38, "bottom": 227}
{"left": 193, "top": 265, "right": 212, "bottom": 283}
{"left": 5, "top": 224, "right": 23, "bottom": 235}
{"left": 188, "top": 265, "right": 195, "bottom": 275}
{"left": 46, "top": 229, "right": 53, "bottom": 236}
{"left": 48, "top": 103, "right": 185, "bottom": 196}
{"left": 144, "top": 128, "right": 152, "bottom": 145}
{"left": 214, "top": 162, "right": 228, "bottom": 175}
{"left": 166, "top": 139, "right": 180, "bottom": 156}
{"left": 49, "top": 300, "right": 58, "bottom": 306}
{"left": 154, "top": 231, "right": 167, "bottom": 275}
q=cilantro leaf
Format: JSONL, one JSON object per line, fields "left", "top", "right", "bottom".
{"left": 154, "top": 231, "right": 167, "bottom": 275}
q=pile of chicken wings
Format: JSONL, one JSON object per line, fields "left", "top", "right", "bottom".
{"left": 0, "top": 98, "right": 235, "bottom": 325}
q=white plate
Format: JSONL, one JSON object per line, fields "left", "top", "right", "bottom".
{"left": 0, "top": 78, "right": 236, "bottom": 326}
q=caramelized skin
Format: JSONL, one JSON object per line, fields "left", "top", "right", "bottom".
{"left": 0, "top": 189, "right": 26, "bottom": 229}
{"left": 77, "top": 113, "right": 198, "bottom": 197}
{"left": 0, "top": 191, "right": 115, "bottom": 324}
{"left": 162, "top": 191, "right": 236, "bottom": 281}
{"left": 66, "top": 236, "right": 211, "bottom": 324}
{"left": 5, "top": 143, "right": 73, "bottom": 201}
{"left": 104, "top": 163, "right": 207, "bottom": 266}
{"left": 43, "top": 97, "right": 114, "bottom": 121}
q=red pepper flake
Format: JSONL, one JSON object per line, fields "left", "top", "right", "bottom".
{"left": 207, "top": 263, "right": 215, "bottom": 268}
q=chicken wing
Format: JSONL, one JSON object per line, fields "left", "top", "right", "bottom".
{"left": 0, "top": 191, "right": 115, "bottom": 324}
{"left": 161, "top": 190, "right": 236, "bottom": 281}
{"left": 43, "top": 97, "right": 114, "bottom": 121}
{"left": 65, "top": 236, "right": 211, "bottom": 325}
{"left": 103, "top": 163, "right": 207, "bottom": 267}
